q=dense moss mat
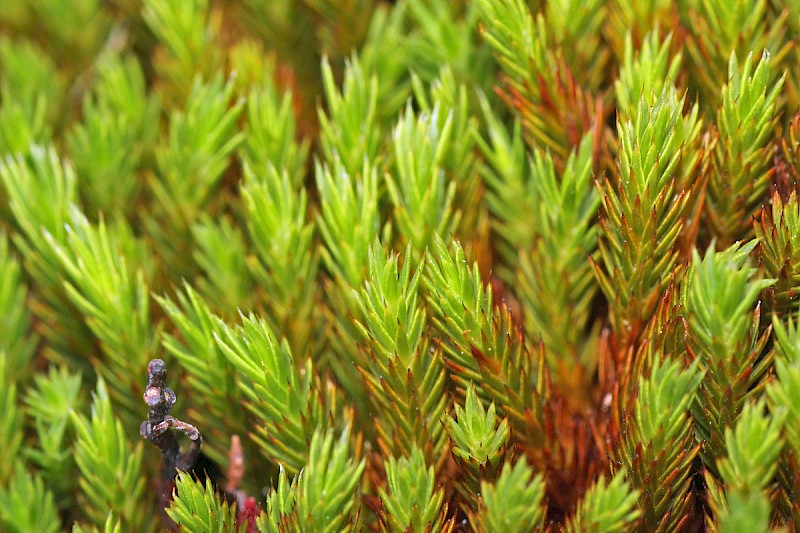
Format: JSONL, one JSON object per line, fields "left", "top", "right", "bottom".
{"left": 1, "top": 0, "right": 800, "bottom": 531}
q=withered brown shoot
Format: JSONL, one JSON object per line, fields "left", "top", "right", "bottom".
{"left": 140, "top": 358, "right": 202, "bottom": 473}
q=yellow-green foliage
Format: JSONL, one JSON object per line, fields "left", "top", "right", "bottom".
{"left": 1, "top": 0, "right": 799, "bottom": 531}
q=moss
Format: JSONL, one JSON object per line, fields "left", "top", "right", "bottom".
{"left": 0, "top": 0, "right": 799, "bottom": 530}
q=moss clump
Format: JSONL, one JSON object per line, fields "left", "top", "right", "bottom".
{"left": 1, "top": 0, "right": 799, "bottom": 530}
